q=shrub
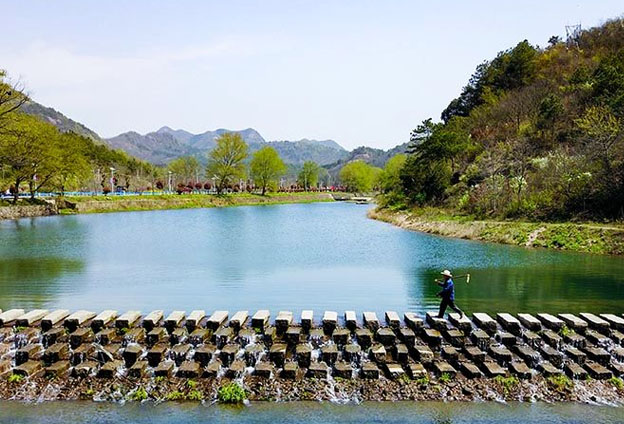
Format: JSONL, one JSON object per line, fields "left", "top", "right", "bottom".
{"left": 439, "top": 372, "right": 453, "bottom": 383}
{"left": 608, "top": 377, "right": 624, "bottom": 390}
{"left": 494, "top": 375, "right": 519, "bottom": 394}
{"left": 217, "top": 382, "right": 247, "bottom": 404}
{"left": 187, "top": 389, "right": 203, "bottom": 401}
{"left": 547, "top": 375, "right": 573, "bottom": 391}
{"left": 8, "top": 374, "right": 24, "bottom": 383}
{"left": 130, "top": 387, "right": 148, "bottom": 401}
{"left": 165, "top": 390, "right": 184, "bottom": 401}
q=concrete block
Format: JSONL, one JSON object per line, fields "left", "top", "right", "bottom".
{"left": 164, "top": 310, "right": 186, "bottom": 331}
{"left": 470, "top": 329, "right": 490, "bottom": 350}
{"left": 579, "top": 313, "right": 610, "bottom": 332}
{"left": 448, "top": 312, "right": 472, "bottom": 332}
{"left": 332, "top": 328, "right": 349, "bottom": 346}
{"left": 355, "top": 328, "right": 373, "bottom": 349}
{"left": 220, "top": 343, "right": 239, "bottom": 366}
{"left": 513, "top": 345, "right": 540, "bottom": 367}
{"left": 154, "top": 360, "right": 174, "bottom": 377}
{"left": 489, "top": 345, "right": 512, "bottom": 365}
{"left": 361, "top": 362, "right": 380, "bottom": 379}
{"left": 13, "top": 360, "right": 43, "bottom": 377}
{"left": 541, "top": 330, "right": 562, "bottom": 349}
{"left": 280, "top": 362, "right": 298, "bottom": 379}
{"left": 146, "top": 327, "right": 168, "bottom": 346}
{"left": 269, "top": 343, "right": 288, "bottom": 367}
{"left": 600, "top": 313, "right": 624, "bottom": 331}
{"left": 472, "top": 313, "right": 497, "bottom": 335}
{"left": 362, "top": 312, "right": 380, "bottom": 332}
{"left": 565, "top": 362, "right": 588, "bottom": 380}
{"left": 295, "top": 343, "right": 312, "bottom": 368}
{"left": 321, "top": 344, "right": 338, "bottom": 365}
{"left": 142, "top": 310, "right": 164, "bottom": 331}
{"left": 91, "top": 310, "right": 117, "bottom": 332}
{"left": 333, "top": 361, "right": 353, "bottom": 379}
{"left": 399, "top": 327, "right": 416, "bottom": 346}
{"left": 73, "top": 360, "right": 99, "bottom": 378}
{"left": 206, "top": 310, "right": 228, "bottom": 331}
{"left": 584, "top": 347, "right": 610, "bottom": 366}
{"left": 558, "top": 314, "right": 588, "bottom": 333}
{"left": 496, "top": 313, "right": 521, "bottom": 335}
{"left": 407, "top": 362, "right": 427, "bottom": 379}
{"left": 564, "top": 346, "right": 586, "bottom": 365}
{"left": 404, "top": 313, "right": 423, "bottom": 333}
{"left": 540, "top": 345, "right": 564, "bottom": 368}
{"left": 343, "top": 344, "right": 362, "bottom": 364}
{"left": 226, "top": 359, "right": 246, "bottom": 379}
{"left": 115, "top": 311, "right": 141, "bottom": 329}
{"left": 375, "top": 328, "right": 396, "bottom": 346}
{"left": 460, "top": 362, "right": 482, "bottom": 378}
{"left": 147, "top": 344, "right": 168, "bottom": 367}
{"left": 97, "top": 360, "right": 122, "bottom": 378}
{"left": 464, "top": 346, "right": 485, "bottom": 363}
{"left": 307, "top": 361, "right": 329, "bottom": 378}
{"left": 385, "top": 362, "right": 406, "bottom": 379}
{"left": 538, "top": 361, "right": 562, "bottom": 377}
{"left": 185, "top": 310, "right": 206, "bottom": 331}
{"left": 517, "top": 313, "right": 542, "bottom": 332}
{"left": 41, "top": 310, "right": 70, "bottom": 331}
{"left": 285, "top": 326, "right": 302, "bottom": 345}
{"left": 584, "top": 361, "right": 612, "bottom": 380}
{"left": 275, "top": 311, "right": 293, "bottom": 334}
{"left": 301, "top": 310, "right": 314, "bottom": 332}
{"left": 537, "top": 313, "right": 564, "bottom": 331}
{"left": 322, "top": 311, "right": 338, "bottom": 334}
{"left": 16, "top": 344, "right": 42, "bottom": 365}
{"left": 508, "top": 361, "right": 531, "bottom": 379}
{"left": 43, "top": 343, "right": 69, "bottom": 365}
{"left": 215, "top": 326, "right": 234, "bottom": 349}
{"left": 254, "top": 361, "right": 275, "bottom": 378}
{"left": 128, "top": 360, "right": 148, "bottom": 378}
{"left": 41, "top": 327, "right": 68, "bottom": 348}
{"left": 481, "top": 361, "right": 506, "bottom": 377}
{"left": 194, "top": 344, "right": 216, "bottom": 367}
{"left": 426, "top": 312, "right": 447, "bottom": 331}
{"left": 16, "top": 309, "right": 48, "bottom": 327}
{"left": 252, "top": 310, "right": 270, "bottom": 332}
{"left": 177, "top": 360, "right": 200, "bottom": 378}
{"left": 229, "top": 310, "right": 249, "bottom": 332}
{"left": 369, "top": 344, "right": 386, "bottom": 363}
{"left": 384, "top": 311, "right": 400, "bottom": 329}
{"left": 123, "top": 344, "right": 143, "bottom": 368}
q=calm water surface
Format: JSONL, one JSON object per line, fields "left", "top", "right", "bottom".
{"left": 0, "top": 202, "right": 623, "bottom": 314}
{"left": 0, "top": 401, "right": 622, "bottom": 424}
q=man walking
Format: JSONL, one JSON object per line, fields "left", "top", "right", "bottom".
{"left": 436, "top": 270, "right": 465, "bottom": 318}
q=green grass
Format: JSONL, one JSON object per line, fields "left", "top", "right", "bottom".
{"left": 494, "top": 375, "right": 519, "bottom": 394}
{"left": 547, "top": 375, "right": 574, "bottom": 392}
{"left": 439, "top": 372, "right": 453, "bottom": 383}
{"left": 186, "top": 379, "right": 198, "bottom": 389}
{"left": 559, "top": 325, "right": 574, "bottom": 337}
{"left": 186, "top": 389, "right": 204, "bottom": 401}
{"left": 217, "top": 382, "right": 247, "bottom": 404}
{"left": 165, "top": 390, "right": 185, "bottom": 401}
{"left": 415, "top": 375, "right": 430, "bottom": 386}
{"left": 7, "top": 374, "right": 24, "bottom": 383}
{"left": 130, "top": 387, "right": 148, "bottom": 401}
{"left": 608, "top": 377, "right": 624, "bottom": 390}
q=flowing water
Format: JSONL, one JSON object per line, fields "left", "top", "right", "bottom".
{"left": 0, "top": 202, "right": 623, "bottom": 314}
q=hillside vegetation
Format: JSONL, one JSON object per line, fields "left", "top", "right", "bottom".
{"left": 381, "top": 18, "right": 624, "bottom": 222}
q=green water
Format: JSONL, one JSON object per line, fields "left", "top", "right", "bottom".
{"left": 0, "top": 401, "right": 621, "bottom": 423}
{"left": 0, "top": 202, "right": 623, "bottom": 314}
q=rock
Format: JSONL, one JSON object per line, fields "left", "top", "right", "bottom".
{"left": 600, "top": 313, "right": 624, "bottom": 332}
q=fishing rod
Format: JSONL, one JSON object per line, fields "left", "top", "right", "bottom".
{"left": 434, "top": 273, "right": 471, "bottom": 284}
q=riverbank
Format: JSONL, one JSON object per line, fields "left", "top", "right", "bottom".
{"left": 0, "top": 193, "right": 339, "bottom": 219}
{"left": 368, "top": 208, "right": 624, "bottom": 256}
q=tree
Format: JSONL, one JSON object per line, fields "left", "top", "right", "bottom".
{"left": 249, "top": 146, "right": 286, "bottom": 195}
{"left": 378, "top": 154, "right": 407, "bottom": 194}
{"left": 297, "top": 161, "right": 320, "bottom": 190}
{"left": 339, "top": 160, "right": 381, "bottom": 193}
{"left": 205, "top": 133, "right": 248, "bottom": 193}
{"left": 168, "top": 156, "right": 201, "bottom": 183}
{"left": 0, "top": 70, "right": 28, "bottom": 130}
{"left": 575, "top": 105, "right": 622, "bottom": 170}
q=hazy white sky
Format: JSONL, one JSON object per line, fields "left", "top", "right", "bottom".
{"left": 3, "top": 1, "right": 623, "bottom": 149}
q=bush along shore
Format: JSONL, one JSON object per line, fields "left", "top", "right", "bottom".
{"left": 0, "top": 192, "right": 338, "bottom": 220}
{"left": 369, "top": 208, "right": 624, "bottom": 256}
{"left": 0, "top": 308, "right": 623, "bottom": 404}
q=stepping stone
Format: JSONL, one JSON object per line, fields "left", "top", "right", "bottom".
{"left": 203, "top": 360, "right": 222, "bottom": 378}
{"left": 564, "top": 333, "right": 586, "bottom": 348}
{"left": 426, "top": 312, "right": 447, "bottom": 331}
{"left": 585, "top": 330, "right": 611, "bottom": 347}
{"left": 0, "top": 309, "right": 26, "bottom": 326}
{"left": 344, "top": 311, "right": 357, "bottom": 331}
{"left": 470, "top": 329, "right": 490, "bottom": 350}
{"left": 70, "top": 328, "right": 94, "bottom": 349}
{"left": 97, "top": 360, "right": 122, "bottom": 378}
{"left": 423, "top": 328, "right": 442, "bottom": 346}
{"left": 565, "top": 362, "right": 588, "bottom": 379}
{"left": 123, "top": 344, "right": 143, "bottom": 367}
{"left": 270, "top": 343, "right": 288, "bottom": 367}
{"left": 41, "top": 310, "right": 70, "bottom": 331}
{"left": 171, "top": 344, "right": 192, "bottom": 366}
{"left": 91, "top": 310, "right": 118, "bottom": 332}
{"left": 254, "top": 361, "right": 274, "bottom": 378}
{"left": 448, "top": 313, "right": 472, "bottom": 332}
{"left": 434, "top": 360, "right": 456, "bottom": 377}
{"left": 73, "top": 344, "right": 96, "bottom": 365}
{"left": 404, "top": 313, "right": 423, "bottom": 333}
{"left": 522, "top": 331, "right": 542, "bottom": 349}
{"left": 369, "top": 344, "right": 386, "bottom": 363}
{"left": 536, "top": 313, "right": 564, "bottom": 331}
{"left": 229, "top": 311, "right": 249, "bottom": 332}
{"left": 343, "top": 344, "right": 362, "bottom": 364}
{"left": 385, "top": 362, "right": 406, "bottom": 379}
{"left": 600, "top": 314, "right": 624, "bottom": 331}
{"left": 541, "top": 330, "right": 562, "bottom": 349}
{"left": 362, "top": 312, "right": 380, "bottom": 331}
{"left": 280, "top": 362, "right": 298, "bottom": 379}
{"left": 176, "top": 360, "right": 200, "bottom": 378}
{"left": 238, "top": 328, "right": 256, "bottom": 347}
{"left": 147, "top": 344, "right": 168, "bottom": 367}
{"left": 540, "top": 345, "right": 564, "bottom": 368}
{"left": 16, "top": 309, "right": 49, "bottom": 327}
{"left": 286, "top": 326, "right": 302, "bottom": 345}
{"left": 116, "top": 311, "right": 141, "bottom": 329}
{"left": 579, "top": 313, "right": 610, "bottom": 332}
{"left": 263, "top": 327, "right": 277, "bottom": 347}
{"left": 385, "top": 311, "right": 400, "bottom": 329}
{"left": 45, "top": 361, "right": 70, "bottom": 377}
{"left": 509, "top": 361, "right": 532, "bottom": 379}
{"left": 584, "top": 347, "right": 610, "bottom": 365}
{"left": 613, "top": 347, "right": 624, "bottom": 362}
{"left": 489, "top": 345, "right": 513, "bottom": 364}
{"left": 252, "top": 310, "right": 270, "bottom": 332}
{"left": 517, "top": 313, "right": 542, "bottom": 332}
{"left": 611, "top": 330, "right": 624, "bottom": 345}
{"left": 215, "top": 327, "right": 234, "bottom": 349}
{"left": 413, "top": 344, "right": 434, "bottom": 364}
{"left": 275, "top": 311, "right": 293, "bottom": 334}
{"left": 154, "top": 361, "right": 175, "bottom": 377}
{"left": 301, "top": 310, "right": 314, "bottom": 332}
{"left": 361, "top": 362, "right": 380, "bottom": 379}
{"left": 390, "top": 342, "right": 407, "bottom": 363}
{"left": 513, "top": 345, "right": 540, "bottom": 367}
{"left": 16, "top": 344, "right": 42, "bottom": 365}
{"left": 332, "top": 328, "right": 349, "bottom": 346}
{"left": 309, "top": 328, "right": 326, "bottom": 347}
{"left": 538, "top": 361, "right": 562, "bottom": 377}
{"left": 307, "top": 361, "right": 329, "bottom": 378}
{"left": 558, "top": 314, "right": 587, "bottom": 333}
{"left": 188, "top": 328, "right": 210, "bottom": 346}
{"left": 481, "top": 361, "right": 506, "bottom": 377}
{"left": 146, "top": 327, "right": 168, "bottom": 346}
{"left": 460, "top": 361, "right": 482, "bottom": 378}
{"left": 399, "top": 327, "right": 416, "bottom": 346}
{"left": 206, "top": 310, "right": 228, "bottom": 331}
{"left": 185, "top": 310, "right": 206, "bottom": 331}
{"left": 584, "top": 361, "right": 612, "bottom": 380}
{"left": 41, "top": 328, "right": 68, "bottom": 348}
{"left": 43, "top": 343, "right": 69, "bottom": 365}
{"left": 564, "top": 346, "right": 586, "bottom": 365}
{"left": 441, "top": 345, "right": 459, "bottom": 362}
{"left": 95, "top": 328, "right": 119, "bottom": 345}
{"left": 142, "top": 310, "right": 164, "bottom": 331}
{"left": 164, "top": 311, "right": 186, "bottom": 331}
{"left": 375, "top": 328, "right": 396, "bottom": 346}
{"left": 322, "top": 311, "right": 338, "bottom": 334}
{"left": 496, "top": 313, "right": 522, "bottom": 335}
{"left": 407, "top": 362, "right": 427, "bottom": 379}
{"left": 123, "top": 328, "right": 145, "bottom": 346}
{"left": 464, "top": 346, "right": 485, "bottom": 363}
{"left": 13, "top": 360, "right": 42, "bottom": 377}
{"left": 194, "top": 344, "right": 216, "bottom": 367}
{"left": 495, "top": 331, "right": 517, "bottom": 347}
{"left": 333, "top": 361, "right": 353, "bottom": 378}
{"left": 226, "top": 359, "right": 246, "bottom": 379}
{"left": 14, "top": 328, "right": 39, "bottom": 348}
{"left": 295, "top": 344, "right": 312, "bottom": 368}
{"left": 73, "top": 360, "right": 99, "bottom": 378}
{"left": 128, "top": 360, "right": 148, "bottom": 378}
{"left": 472, "top": 313, "right": 497, "bottom": 335}
{"left": 355, "top": 328, "right": 373, "bottom": 348}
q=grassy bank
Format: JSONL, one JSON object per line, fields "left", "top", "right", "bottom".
{"left": 61, "top": 192, "right": 337, "bottom": 214}
{"left": 369, "top": 207, "right": 624, "bottom": 256}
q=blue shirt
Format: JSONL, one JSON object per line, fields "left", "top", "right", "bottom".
{"left": 439, "top": 278, "right": 455, "bottom": 301}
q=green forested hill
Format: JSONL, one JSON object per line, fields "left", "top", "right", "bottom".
{"left": 382, "top": 18, "right": 624, "bottom": 221}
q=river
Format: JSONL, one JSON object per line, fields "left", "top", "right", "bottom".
{"left": 0, "top": 202, "right": 623, "bottom": 314}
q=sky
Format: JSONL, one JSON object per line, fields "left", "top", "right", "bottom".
{"left": 2, "top": 1, "right": 623, "bottom": 150}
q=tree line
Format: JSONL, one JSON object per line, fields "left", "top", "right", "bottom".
{"left": 380, "top": 18, "right": 624, "bottom": 221}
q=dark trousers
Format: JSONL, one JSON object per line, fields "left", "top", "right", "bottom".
{"left": 438, "top": 297, "right": 463, "bottom": 318}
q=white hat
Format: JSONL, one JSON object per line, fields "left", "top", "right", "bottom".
{"left": 441, "top": 270, "right": 453, "bottom": 277}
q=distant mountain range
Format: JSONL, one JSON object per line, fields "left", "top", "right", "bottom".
{"left": 21, "top": 99, "right": 405, "bottom": 169}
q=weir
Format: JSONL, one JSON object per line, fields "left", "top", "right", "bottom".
{"left": 0, "top": 308, "right": 623, "bottom": 402}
